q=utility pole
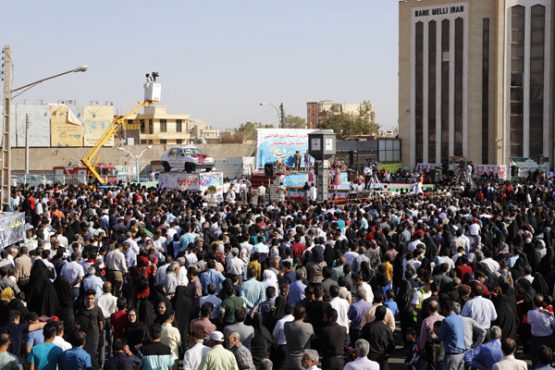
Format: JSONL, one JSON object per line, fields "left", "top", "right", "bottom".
{"left": 279, "top": 103, "right": 285, "bottom": 129}
{"left": 25, "top": 113, "right": 29, "bottom": 180}
{"left": 2, "top": 45, "right": 12, "bottom": 210}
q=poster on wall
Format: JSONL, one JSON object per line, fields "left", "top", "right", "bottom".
{"left": 256, "top": 129, "right": 316, "bottom": 169}
{"left": 83, "top": 105, "right": 115, "bottom": 147}
{"left": 50, "top": 104, "right": 83, "bottom": 147}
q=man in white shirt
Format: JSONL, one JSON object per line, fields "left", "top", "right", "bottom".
{"left": 104, "top": 244, "right": 128, "bottom": 297}
{"left": 461, "top": 285, "right": 497, "bottom": 330}
{"left": 272, "top": 304, "right": 295, "bottom": 370}
{"left": 53, "top": 322, "right": 72, "bottom": 351}
{"left": 344, "top": 339, "right": 380, "bottom": 370}
{"left": 492, "top": 338, "right": 527, "bottom": 370}
{"left": 330, "top": 286, "right": 350, "bottom": 335}
{"left": 98, "top": 281, "right": 118, "bottom": 319}
{"left": 183, "top": 330, "right": 210, "bottom": 370}
{"left": 60, "top": 252, "right": 85, "bottom": 302}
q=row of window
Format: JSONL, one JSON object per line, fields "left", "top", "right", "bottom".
{"left": 136, "top": 119, "right": 185, "bottom": 134}
{"left": 140, "top": 139, "right": 184, "bottom": 145}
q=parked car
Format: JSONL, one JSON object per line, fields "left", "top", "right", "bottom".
{"left": 160, "top": 146, "right": 215, "bottom": 173}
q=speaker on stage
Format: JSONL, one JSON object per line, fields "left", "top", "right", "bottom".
{"left": 264, "top": 163, "right": 274, "bottom": 178}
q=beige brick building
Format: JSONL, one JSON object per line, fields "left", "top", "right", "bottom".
{"left": 124, "top": 106, "right": 190, "bottom": 145}
{"left": 399, "top": 0, "right": 554, "bottom": 170}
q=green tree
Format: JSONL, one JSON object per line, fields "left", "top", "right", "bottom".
{"left": 320, "top": 112, "right": 380, "bottom": 138}
{"left": 234, "top": 121, "right": 273, "bottom": 141}
{"left": 283, "top": 115, "right": 306, "bottom": 129}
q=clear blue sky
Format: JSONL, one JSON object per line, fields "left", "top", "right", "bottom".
{"left": 1, "top": 0, "right": 398, "bottom": 130}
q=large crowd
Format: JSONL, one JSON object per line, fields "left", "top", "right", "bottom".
{"left": 0, "top": 169, "right": 555, "bottom": 370}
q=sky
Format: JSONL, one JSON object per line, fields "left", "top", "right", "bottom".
{"left": 1, "top": 1, "right": 398, "bottom": 130}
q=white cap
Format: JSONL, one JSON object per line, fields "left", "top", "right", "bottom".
{"left": 205, "top": 331, "right": 224, "bottom": 342}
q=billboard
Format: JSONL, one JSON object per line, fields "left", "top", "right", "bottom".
{"left": 256, "top": 129, "right": 315, "bottom": 168}
{"left": 158, "top": 172, "right": 224, "bottom": 200}
{"left": 50, "top": 104, "right": 83, "bottom": 147}
{"left": 0, "top": 212, "right": 25, "bottom": 247}
{"left": 83, "top": 105, "right": 115, "bottom": 147}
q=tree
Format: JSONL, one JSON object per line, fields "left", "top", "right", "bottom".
{"left": 319, "top": 102, "right": 380, "bottom": 138}
{"left": 283, "top": 115, "right": 306, "bottom": 129}
{"left": 233, "top": 121, "right": 273, "bottom": 141}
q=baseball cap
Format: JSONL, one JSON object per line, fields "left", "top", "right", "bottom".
{"left": 205, "top": 331, "right": 225, "bottom": 342}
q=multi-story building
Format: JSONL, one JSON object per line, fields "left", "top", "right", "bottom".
{"left": 306, "top": 100, "right": 375, "bottom": 129}
{"left": 189, "top": 119, "right": 221, "bottom": 143}
{"left": 399, "top": 0, "right": 555, "bottom": 170}
{"left": 124, "top": 106, "right": 190, "bottom": 145}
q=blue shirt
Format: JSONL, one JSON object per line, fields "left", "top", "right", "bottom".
{"left": 287, "top": 280, "right": 307, "bottom": 306}
{"left": 384, "top": 299, "right": 399, "bottom": 317}
{"left": 348, "top": 299, "right": 373, "bottom": 330}
{"left": 241, "top": 278, "right": 266, "bottom": 312}
{"left": 28, "top": 342, "right": 63, "bottom": 370}
{"left": 463, "top": 339, "right": 502, "bottom": 370}
{"left": 26, "top": 329, "right": 44, "bottom": 348}
{"left": 61, "top": 347, "right": 92, "bottom": 370}
{"left": 200, "top": 269, "right": 226, "bottom": 294}
{"left": 438, "top": 312, "right": 466, "bottom": 355}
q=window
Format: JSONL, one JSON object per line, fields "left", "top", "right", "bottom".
{"left": 176, "top": 139, "right": 182, "bottom": 145}
{"left": 176, "top": 120, "right": 182, "bottom": 132}
{"left": 510, "top": 5, "right": 525, "bottom": 157}
{"left": 428, "top": 20, "right": 437, "bottom": 163}
{"left": 140, "top": 120, "right": 145, "bottom": 133}
{"left": 160, "top": 139, "right": 167, "bottom": 144}
{"left": 529, "top": 5, "right": 545, "bottom": 159}
{"left": 482, "top": 18, "right": 490, "bottom": 164}
{"left": 160, "top": 119, "right": 167, "bottom": 133}
{"left": 441, "top": 19, "right": 450, "bottom": 163}
{"left": 140, "top": 139, "right": 147, "bottom": 144}
{"left": 378, "top": 140, "right": 401, "bottom": 163}
{"left": 414, "top": 22, "right": 424, "bottom": 164}
{"left": 454, "top": 18, "right": 464, "bottom": 157}
{"left": 148, "top": 120, "right": 153, "bottom": 134}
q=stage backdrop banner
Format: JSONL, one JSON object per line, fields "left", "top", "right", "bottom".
{"left": 256, "top": 129, "right": 316, "bottom": 169}
{"left": 158, "top": 172, "right": 224, "bottom": 200}
{"left": 0, "top": 212, "right": 25, "bottom": 247}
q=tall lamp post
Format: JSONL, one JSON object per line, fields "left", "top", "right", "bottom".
{"left": 118, "top": 145, "right": 153, "bottom": 182}
{"left": 259, "top": 101, "right": 284, "bottom": 128}
{"left": 2, "top": 44, "right": 87, "bottom": 209}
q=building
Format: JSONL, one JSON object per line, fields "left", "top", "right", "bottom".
{"left": 307, "top": 100, "right": 375, "bottom": 129}
{"left": 124, "top": 106, "right": 190, "bottom": 145}
{"left": 189, "top": 119, "right": 221, "bottom": 144}
{"left": 399, "top": 0, "right": 554, "bottom": 171}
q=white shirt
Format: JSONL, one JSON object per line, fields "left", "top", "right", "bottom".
{"left": 461, "top": 296, "right": 498, "bottom": 329}
{"left": 344, "top": 357, "right": 380, "bottom": 370}
{"left": 60, "top": 261, "right": 85, "bottom": 287}
{"left": 97, "top": 292, "right": 118, "bottom": 318}
{"left": 272, "top": 314, "right": 294, "bottom": 345}
{"left": 183, "top": 341, "right": 210, "bottom": 370}
{"left": 53, "top": 336, "right": 72, "bottom": 351}
{"left": 480, "top": 258, "right": 500, "bottom": 274}
{"left": 330, "top": 296, "right": 350, "bottom": 333}
{"left": 492, "top": 355, "right": 527, "bottom": 370}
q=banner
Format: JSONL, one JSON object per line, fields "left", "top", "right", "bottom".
{"left": 474, "top": 165, "right": 507, "bottom": 180}
{"left": 0, "top": 212, "right": 25, "bottom": 247}
{"left": 50, "top": 104, "right": 83, "bottom": 147}
{"left": 256, "top": 129, "right": 316, "bottom": 168}
{"left": 158, "top": 172, "right": 224, "bottom": 200}
{"left": 83, "top": 105, "right": 115, "bottom": 147}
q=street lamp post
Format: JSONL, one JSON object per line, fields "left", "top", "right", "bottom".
{"left": 118, "top": 145, "right": 153, "bottom": 182}
{"left": 259, "top": 102, "right": 284, "bottom": 128}
{"left": 1, "top": 44, "right": 87, "bottom": 209}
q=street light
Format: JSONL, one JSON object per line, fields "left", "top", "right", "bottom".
{"left": 259, "top": 101, "right": 282, "bottom": 128}
{"left": 118, "top": 145, "right": 153, "bottom": 182}
{"left": 2, "top": 44, "right": 87, "bottom": 209}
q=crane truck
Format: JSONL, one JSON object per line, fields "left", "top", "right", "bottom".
{"left": 80, "top": 73, "right": 161, "bottom": 184}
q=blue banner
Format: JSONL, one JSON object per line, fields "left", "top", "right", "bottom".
{"left": 256, "top": 129, "right": 316, "bottom": 168}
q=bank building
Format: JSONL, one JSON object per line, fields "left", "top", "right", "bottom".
{"left": 398, "top": 0, "right": 555, "bottom": 174}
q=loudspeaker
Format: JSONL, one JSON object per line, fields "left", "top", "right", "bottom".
{"left": 264, "top": 163, "right": 274, "bottom": 177}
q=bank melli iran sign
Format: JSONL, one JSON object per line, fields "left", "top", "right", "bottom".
{"left": 414, "top": 4, "right": 466, "bottom": 19}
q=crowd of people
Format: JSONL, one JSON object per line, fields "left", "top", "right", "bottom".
{"left": 0, "top": 169, "right": 554, "bottom": 370}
